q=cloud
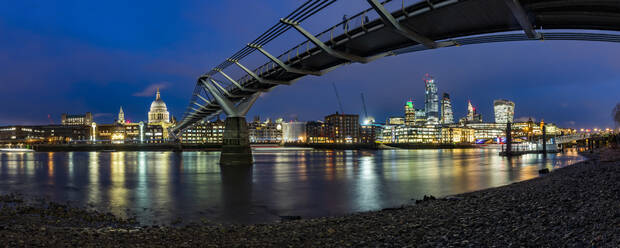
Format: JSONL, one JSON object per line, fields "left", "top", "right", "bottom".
{"left": 133, "top": 82, "right": 169, "bottom": 97}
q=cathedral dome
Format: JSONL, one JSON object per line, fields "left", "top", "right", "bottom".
{"left": 148, "top": 89, "right": 170, "bottom": 124}
{"left": 150, "top": 91, "right": 168, "bottom": 112}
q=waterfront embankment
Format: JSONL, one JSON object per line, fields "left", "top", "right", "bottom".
{"left": 1, "top": 148, "right": 619, "bottom": 246}
{"left": 32, "top": 143, "right": 221, "bottom": 152}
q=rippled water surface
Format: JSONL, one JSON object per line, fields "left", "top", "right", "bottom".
{"left": 0, "top": 148, "right": 584, "bottom": 224}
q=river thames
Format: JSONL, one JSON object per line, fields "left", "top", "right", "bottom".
{"left": 0, "top": 148, "right": 584, "bottom": 225}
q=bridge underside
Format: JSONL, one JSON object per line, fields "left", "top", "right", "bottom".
{"left": 172, "top": 0, "right": 620, "bottom": 164}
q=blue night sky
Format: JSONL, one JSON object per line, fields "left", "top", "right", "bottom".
{"left": 1, "top": 0, "right": 619, "bottom": 129}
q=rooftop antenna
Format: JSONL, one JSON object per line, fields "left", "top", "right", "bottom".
{"left": 332, "top": 82, "right": 345, "bottom": 114}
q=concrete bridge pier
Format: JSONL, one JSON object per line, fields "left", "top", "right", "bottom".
{"left": 201, "top": 79, "right": 261, "bottom": 166}
{"left": 221, "top": 116, "right": 253, "bottom": 165}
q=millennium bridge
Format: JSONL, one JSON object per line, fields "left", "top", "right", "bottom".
{"left": 170, "top": 0, "right": 620, "bottom": 165}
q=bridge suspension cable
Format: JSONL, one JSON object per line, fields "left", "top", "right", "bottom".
{"left": 173, "top": 0, "right": 620, "bottom": 136}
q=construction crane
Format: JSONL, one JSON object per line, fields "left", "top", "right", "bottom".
{"left": 47, "top": 114, "right": 54, "bottom": 124}
{"left": 360, "top": 93, "right": 374, "bottom": 124}
{"left": 332, "top": 82, "right": 345, "bottom": 114}
{"left": 361, "top": 93, "right": 368, "bottom": 119}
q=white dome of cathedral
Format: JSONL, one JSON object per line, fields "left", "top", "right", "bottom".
{"left": 148, "top": 89, "right": 170, "bottom": 124}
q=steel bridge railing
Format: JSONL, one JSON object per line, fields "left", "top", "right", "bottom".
{"left": 172, "top": 0, "right": 620, "bottom": 136}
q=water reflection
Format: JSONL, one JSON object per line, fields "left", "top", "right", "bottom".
{"left": 0, "top": 149, "right": 585, "bottom": 224}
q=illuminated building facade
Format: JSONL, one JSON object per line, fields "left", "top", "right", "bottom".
{"left": 493, "top": 99, "right": 515, "bottom": 123}
{"left": 0, "top": 126, "right": 47, "bottom": 143}
{"left": 386, "top": 117, "right": 405, "bottom": 125}
{"left": 360, "top": 124, "right": 382, "bottom": 143}
{"left": 282, "top": 121, "right": 307, "bottom": 143}
{"left": 117, "top": 107, "right": 125, "bottom": 124}
{"left": 441, "top": 93, "right": 454, "bottom": 124}
{"left": 248, "top": 118, "right": 283, "bottom": 143}
{"left": 392, "top": 125, "right": 440, "bottom": 143}
{"left": 306, "top": 121, "right": 330, "bottom": 143}
{"left": 460, "top": 101, "right": 483, "bottom": 124}
{"left": 325, "top": 113, "right": 359, "bottom": 143}
{"left": 424, "top": 74, "right": 439, "bottom": 124}
{"left": 415, "top": 108, "right": 427, "bottom": 126}
{"left": 61, "top": 112, "right": 93, "bottom": 126}
{"left": 148, "top": 89, "right": 170, "bottom": 124}
{"left": 440, "top": 127, "right": 475, "bottom": 143}
{"left": 306, "top": 114, "right": 361, "bottom": 143}
{"left": 180, "top": 119, "right": 225, "bottom": 144}
{"left": 465, "top": 123, "right": 506, "bottom": 142}
{"left": 404, "top": 100, "right": 415, "bottom": 126}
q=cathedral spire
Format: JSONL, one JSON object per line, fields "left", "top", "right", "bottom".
{"left": 118, "top": 106, "right": 125, "bottom": 124}
{"left": 156, "top": 88, "right": 161, "bottom": 101}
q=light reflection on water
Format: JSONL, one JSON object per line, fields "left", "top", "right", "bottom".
{"left": 0, "top": 149, "right": 584, "bottom": 224}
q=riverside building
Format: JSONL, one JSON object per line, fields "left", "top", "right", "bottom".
{"left": 248, "top": 118, "right": 283, "bottom": 143}
{"left": 325, "top": 113, "right": 359, "bottom": 143}
{"left": 180, "top": 119, "right": 225, "bottom": 144}
{"left": 494, "top": 99, "right": 515, "bottom": 124}
{"left": 61, "top": 112, "right": 93, "bottom": 126}
{"left": 282, "top": 121, "right": 307, "bottom": 143}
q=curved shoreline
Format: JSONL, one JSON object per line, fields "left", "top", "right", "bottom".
{"left": 1, "top": 149, "right": 619, "bottom": 246}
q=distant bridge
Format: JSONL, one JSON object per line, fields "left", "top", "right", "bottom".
{"left": 556, "top": 133, "right": 591, "bottom": 144}
{"left": 170, "top": 0, "right": 620, "bottom": 164}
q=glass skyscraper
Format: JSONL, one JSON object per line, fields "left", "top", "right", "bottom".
{"left": 441, "top": 93, "right": 454, "bottom": 124}
{"left": 493, "top": 99, "right": 515, "bottom": 123}
{"left": 424, "top": 74, "right": 439, "bottom": 124}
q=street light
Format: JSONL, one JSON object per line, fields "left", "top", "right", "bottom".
{"left": 91, "top": 122, "right": 97, "bottom": 143}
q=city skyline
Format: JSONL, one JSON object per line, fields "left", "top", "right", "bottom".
{"left": 1, "top": 1, "right": 619, "bottom": 129}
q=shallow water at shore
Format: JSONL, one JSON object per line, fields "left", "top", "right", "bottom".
{"left": 0, "top": 148, "right": 584, "bottom": 225}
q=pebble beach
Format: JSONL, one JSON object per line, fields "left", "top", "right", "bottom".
{"left": 1, "top": 148, "right": 619, "bottom": 247}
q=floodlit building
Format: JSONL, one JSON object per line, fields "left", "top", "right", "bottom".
{"left": 148, "top": 89, "right": 170, "bottom": 124}
{"left": 282, "top": 121, "right": 307, "bottom": 143}
{"left": 147, "top": 89, "right": 174, "bottom": 140}
{"left": 465, "top": 123, "right": 506, "bottom": 143}
{"left": 441, "top": 127, "right": 475, "bottom": 144}
{"left": 117, "top": 107, "right": 125, "bottom": 124}
{"left": 404, "top": 100, "right": 416, "bottom": 126}
{"left": 61, "top": 112, "right": 93, "bottom": 126}
{"left": 392, "top": 125, "right": 440, "bottom": 144}
{"left": 460, "top": 101, "right": 483, "bottom": 124}
{"left": 248, "top": 118, "right": 283, "bottom": 143}
{"left": 180, "top": 119, "right": 225, "bottom": 144}
{"left": 386, "top": 117, "right": 405, "bottom": 125}
{"left": 441, "top": 93, "right": 454, "bottom": 124}
{"left": 424, "top": 74, "right": 440, "bottom": 124}
{"left": 494, "top": 99, "right": 515, "bottom": 124}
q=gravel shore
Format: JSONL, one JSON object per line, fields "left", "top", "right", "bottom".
{"left": 1, "top": 148, "right": 619, "bottom": 247}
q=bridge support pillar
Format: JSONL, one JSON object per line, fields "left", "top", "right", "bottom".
{"left": 542, "top": 125, "right": 547, "bottom": 155}
{"left": 505, "top": 122, "right": 512, "bottom": 156}
{"left": 221, "top": 116, "right": 253, "bottom": 166}
{"left": 200, "top": 78, "right": 261, "bottom": 166}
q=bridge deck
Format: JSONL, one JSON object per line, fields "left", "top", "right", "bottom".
{"left": 175, "top": 0, "right": 620, "bottom": 132}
